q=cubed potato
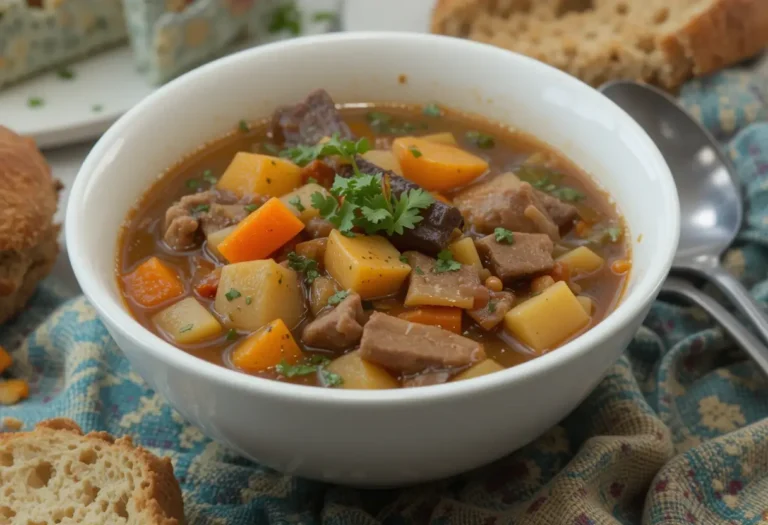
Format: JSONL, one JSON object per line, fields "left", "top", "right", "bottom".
{"left": 577, "top": 295, "right": 594, "bottom": 315}
{"left": 324, "top": 230, "right": 411, "bottom": 299}
{"left": 309, "top": 276, "right": 340, "bottom": 317}
{"left": 451, "top": 359, "right": 504, "bottom": 382}
{"left": 361, "top": 150, "right": 403, "bottom": 175}
{"left": 448, "top": 237, "right": 482, "bottom": 270}
{"left": 217, "top": 152, "right": 302, "bottom": 198}
{"left": 214, "top": 260, "right": 304, "bottom": 331}
{"left": 326, "top": 350, "right": 398, "bottom": 389}
{"left": 504, "top": 281, "right": 589, "bottom": 352}
{"left": 206, "top": 225, "right": 236, "bottom": 259}
{"left": 279, "top": 183, "right": 331, "bottom": 223}
{"left": 231, "top": 318, "right": 303, "bottom": 373}
{"left": 421, "top": 132, "right": 457, "bottom": 145}
{"left": 153, "top": 297, "right": 223, "bottom": 344}
{"left": 557, "top": 246, "right": 604, "bottom": 276}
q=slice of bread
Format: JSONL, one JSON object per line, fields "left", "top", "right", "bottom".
{"left": 0, "top": 419, "right": 184, "bottom": 525}
{"left": 431, "top": 0, "right": 768, "bottom": 89}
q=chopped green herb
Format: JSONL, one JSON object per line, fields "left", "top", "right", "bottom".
{"left": 289, "top": 196, "right": 305, "bottom": 212}
{"left": 202, "top": 170, "right": 217, "bottom": 184}
{"left": 225, "top": 288, "right": 242, "bottom": 301}
{"left": 226, "top": 329, "right": 238, "bottom": 341}
{"left": 313, "top": 10, "right": 337, "bottom": 23}
{"left": 92, "top": 104, "right": 103, "bottom": 113}
{"left": 244, "top": 203, "right": 259, "bottom": 213}
{"left": 487, "top": 301, "right": 497, "bottom": 313}
{"left": 341, "top": 230, "right": 356, "bottom": 238}
{"left": 275, "top": 358, "right": 344, "bottom": 387}
{"left": 409, "top": 146, "right": 423, "bottom": 158}
{"left": 179, "top": 324, "right": 194, "bottom": 333}
{"left": 238, "top": 120, "right": 250, "bottom": 132}
{"left": 286, "top": 252, "right": 319, "bottom": 284}
{"left": 434, "top": 250, "right": 461, "bottom": 273}
{"left": 268, "top": 1, "right": 302, "bottom": 36}
{"left": 494, "top": 227, "right": 515, "bottom": 244}
{"left": 186, "top": 179, "right": 200, "bottom": 190}
{"left": 414, "top": 266, "right": 425, "bottom": 275}
{"left": 605, "top": 226, "right": 622, "bottom": 243}
{"left": 307, "top": 176, "right": 318, "bottom": 184}
{"left": 320, "top": 369, "right": 344, "bottom": 387}
{"left": 57, "top": 68, "right": 75, "bottom": 80}
{"left": 276, "top": 360, "right": 319, "bottom": 377}
{"left": 280, "top": 134, "right": 370, "bottom": 167}
{"left": 309, "top": 355, "right": 331, "bottom": 366}
{"left": 27, "top": 97, "right": 44, "bottom": 108}
{"left": 549, "top": 187, "right": 585, "bottom": 202}
{"left": 423, "top": 103, "right": 442, "bottom": 117}
{"left": 366, "top": 111, "right": 423, "bottom": 135}
{"left": 192, "top": 204, "right": 210, "bottom": 214}
{"left": 465, "top": 130, "right": 495, "bottom": 149}
{"left": 399, "top": 254, "right": 409, "bottom": 263}
{"left": 245, "top": 296, "right": 252, "bottom": 305}
{"left": 328, "top": 290, "right": 350, "bottom": 306}
{"left": 261, "top": 143, "right": 280, "bottom": 155}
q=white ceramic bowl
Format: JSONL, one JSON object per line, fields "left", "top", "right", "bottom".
{"left": 67, "top": 32, "right": 679, "bottom": 486}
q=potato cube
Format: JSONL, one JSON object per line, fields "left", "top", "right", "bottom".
{"left": 206, "top": 225, "right": 236, "bottom": 259}
{"left": 153, "top": 297, "right": 223, "bottom": 344}
{"left": 448, "top": 237, "right": 482, "bottom": 270}
{"left": 214, "top": 260, "right": 304, "bottom": 331}
{"left": 326, "top": 350, "right": 398, "bottom": 389}
{"left": 577, "top": 296, "right": 594, "bottom": 315}
{"left": 451, "top": 359, "right": 504, "bottom": 382}
{"left": 361, "top": 150, "right": 403, "bottom": 175}
{"left": 279, "top": 183, "right": 331, "bottom": 223}
{"left": 217, "top": 152, "right": 302, "bottom": 198}
{"left": 324, "top": 230, "right": 411, "bottom": 299}
{"left": 504, "top": 281, "right": 589, "bottom": 352}
{"left": 421, "top": 132, "right": 457, "bottom": 145}
{"left": 231, "top": 319, "right": 303, "bottom": 373}
{"left": 557, "top": 246, "right": 604, "bottom": 276}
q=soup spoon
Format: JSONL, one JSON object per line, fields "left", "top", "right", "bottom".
{"left": 599, "top": 80, "right": 768, "bottom": 346}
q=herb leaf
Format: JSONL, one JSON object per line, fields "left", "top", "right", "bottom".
{"left": 366, "top": 111, "right": 423, "bottom": 135}
{"left": 276, "top": 360, "right": 320, "bottom": 377}
{"left": 192, "top": 204, "right": 210, "bottom": 214}
{"left": 409, "top": 146, "right": 422, "bottom": 158}
{"left": 226, "top": 328, "right": 238, "bottom": 341}
{"left": 238, "top": 120, "right": 250, "bottom": 132}
{"left": 280, "top": 134, "right": 370, "bottom": 168}
{"left": 27, "top": 97, "right": 44, "bottom": 108}
{"left": 423, "top": 103, "right": 442, "bottom": 117}
{"left": 465, "top": 130, "right": 495, "bottom": 149}
{"left": 289, "top": 196, "right": 305, "bottom": 212}
{"left": 434, "top": 250, "right": 461, "bottom": 273}
{"left": 202, "top": 170, "right": 217, "bottom": 184}
{"left": 549, "top": 187, "right": 585, "bottom": 202}
{"left": 494, "top": 227, "right": 514, "bottom": 244}
{"left": 225, "top": 288, "right": 242, "bottom": 301}
{"left": 286, "top": 252, "right": 320, "bottom": 283}
{"left": 179, "top": 324, "right": 194, "bottom": 333}
{"left": 244, "top": 203, "right": 259, "bottom": 213}
{"left": 487, "top": 301, "right": 497, "bottom": 313}
{"left": 399, "top": 254, "right": 409, "bottom": 263}
{"left": 328, "top": 290, "right": 350, "bottom": 306}
{"left": 275, "top": 357, "right": 345, "bottom": 388}
{"left": 320, "top": 369, "right": 344, "bottom": 387}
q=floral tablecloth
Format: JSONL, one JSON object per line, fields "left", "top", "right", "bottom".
{"left": 2, "top": 65, "right": 768, "bottom": 524}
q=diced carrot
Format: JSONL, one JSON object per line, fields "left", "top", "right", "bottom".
{"left": 0, "top": 379, "right": 29, "bottom": 405}
{"left": 574, "top": 220, "right": 591, "bottom": 238}
{"left": 194, "top": 268, "right": 221, "bottom": 299}
{"left": 431, "top": 191, "right": 452, "bottom": 204}
{"left": 611, "top": 259, "right": 632, "bottom": 275}
{"left": 231, "top": 319, "right": 303, "bottom": 373}
{"left": 0, "top": 346, "right": 12, "bottom": 374}
{"left": 550, "top": 261, "right": 572, "bottom": 284}
{"left": 217, "top": 198, "right": 305, "bottom": 263}
{"left": 123, "top": 257, "right": 184, "bottom": 308}
{"left": 392, "top": 137, "right": 489, "bottom": 191}
{"left": 398, "top": 307, "right": 463, "bottom": 334}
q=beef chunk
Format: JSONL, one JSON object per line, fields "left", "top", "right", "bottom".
{"left": 535, "top": 190, "right": 579, "bottom": 229}
{"left": 360, "top": 312, "right": 485, "bottom": 374}
{"left": 404, "top": 251, "right": 484, "bottom": 309}
{"left": 163, "top": 190, "right": 251, "bottom": 251}
{"left": 475, "top": 233, "right": 554, "bottom": 282}
{"left": 455, "top": 173, "right": 560, "bottom": 240}
{"left": 467, "top": 291, "right": 515, "bottom": 330}
{"left": 271, "top": 89, "right": 354, "bottom": 147}
{"left": 302, "top": 293, "right": 367, "bottom": 351}
{"left": 305, "top": 217, "right": 334, "bottom": 239}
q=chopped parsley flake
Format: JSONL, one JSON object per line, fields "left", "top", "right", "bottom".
{"left": 275, "top": 357, "right": 344, "bottom": 387}
{"left": 261, "top": 143, "right": 280, "bottom": 155}
{"left": 328, "top": 290, "right": 349, "bottom": 306}
{"left": 245, "top": 296, "right": 252, "bottom": 305}
{"left": 366, "top": 111, "right": 423, "bottom": 135}
{"left": 192, "top": 204, "right": 210, "bottom": 214}
{"left": 244, "top": 203, "right": 259, "bottom": 213}
{"left": 307, "top": 176, "right": 318, "bottom": 184}
{"left": 487, "top": 301, "right": 497, "bottom": 313}
{"left": 321, "top": 369, "right": 344, "bottom": 387}
{"left": 179, "top": 324, "right": 194, "bottom": 333}
{"left": 409, "top": 146, "right": 422, "bottom": 158}
{"left": 226, "top": 329, "right": 238, "bottom": 341}
{"left": 238, "top": 120, "right": 250, "bottom": 133}
{"left": 494, "top": 227, "right": 514, "bottom": 244}
{"left": 434, "top": 250, "right": 461, "bottom": 273}
{"left": 465, "top": 130, "right": 495, "bottom": 149}
{"left": 414, "top": 266, "right": 425, "bottom": 275}
{"left": 549, "top": 187, "right": 585, "bottom": 202}
{"left": 286, "top": 252, "right": 319, "bottom": 284}
{"left": 186, "top": 179, "right": 200, "bottom": 190}
{"left": 606, "top": 226, "right": 622, "bottom": 242}
{"left": 399, "top": 254, "right": 408, "bottom": 263}
{"left": 289, "top": 196, "right": 305, "bottom": 212}
{"left": 202, "top": 170, "right": 217, "bottom": 184}
{"left": 422, "top": 103, "right": 442, "bottom": 117}
{"left": 225, "top": 288, "right": 241, "bottom": 301}
{"left": 27, "top": 97, "right": 44, "bottom": 108}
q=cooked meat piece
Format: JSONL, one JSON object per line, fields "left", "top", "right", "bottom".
{"left": 475, "top": 233, "right": 554, "bottom": 282}
{"left": 402, "top": 371, "right": 453, "bottom": 388}
{"left": 360, "top": 312, "right": 486, "bottom": 374}
{"left": 404, "top": 251, "right": 484, "bottom": 309}
{"left": 300, "top": 160, "right": 336, "bottom": 188}
{"left": 340, "top": 158, "right": 464, "bottom": 255}
{"left": 271, "top": 89, "right": 354, "bottom": 147}
{"left": 163, "top": 190, "right": 250, "bottom": 250}
{"left": 454, "top": 173, "right": 559, "bottom": 240}
{"left": 305, "top": 217, "right": 334, "bottom": 239}
{"left": 467, "top": 291, "right": 515, "bottom": 330}
{"left": 535, "top": 190, "right": 579, "bottom": 229}
{"left": 302, "top": 293, "right": 367, "bottom": 351}
{"left": 295, "top": 237, "right": 327, "bottom": 264}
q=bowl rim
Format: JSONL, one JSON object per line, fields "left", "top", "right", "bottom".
{"left": 66, "top": 31, "right": 680, "bottom": 405}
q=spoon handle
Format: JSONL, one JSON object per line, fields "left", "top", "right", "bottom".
{"left": 662, "top": 277, "right": 768, "bottom": 374}
{"left": 699, "top": 265, "right": 768, "bottom": 347}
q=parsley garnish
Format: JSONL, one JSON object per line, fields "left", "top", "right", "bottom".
{"left": 516, "top": 165, "right": 584, "bottom": 202}
{"left": 225, "top": 288, "right": 241, "bottom": 301}
{"left": 238, "top": 120, "right": 250, "bottom": 132}
{"left": 549, "top": 187, "right": 585, "bottom": 202}
{"left": 202, "top": 170, "right": 217, "bottom": 184}
{"left": 494, "top": 227, "right": 514, "bottom": 244}
{"left": 279, "top": 134, "right": 370, "bottom": 167}
{"left": 409, "top": 146, "right": 422, "bottom": 158}
{"left": 244, "top": 203, "right": 259, "bottom": 213}
{"left": 276, "top": 360, "right": 319, "bottom": 377}
{"left": 313, "top": 10, "right": 337, "bottom": 22}
{"left": 226, "top": 329, "right": 238, "bottom": 341}
{"left": 192, "top": 204, "right": 210, "bottom": 214}
{"left": 268, "top": 1, "right": 302, "bottom": 36}
{"left": 434, "top": 250, "right": 461, "bottom": 273}
{"left": 27, "top": 97, "right": 44, "bottom": 108}
{"left": 366, "top": 111, "right": 423, "bottom": 135}
{"left": 321, "top": 369, "right": 344, "bottom": 387}
{"left": 423, "top": 103, "right": 442, "bottom": 117}
{"left": 606, "top": 226, "right": 622, "bottom": 242}
{"left": 415, "top": 266, "right": 424, "bottom": 275}
{"left": 465, "top": 130, "right": 495, "bottom": 149}
{"left": 286, "top": 252, "right": 319, "bottom": 283}
{"left": 275, "top": 356, "right": 344, "bottom": 387}
{"left": 289, "top": 196, "right": 305, "bottom": 212}
{"left": 399, "top": 254, "right": 408, "bottom": 263}
{"left": 328, "top": 290, "right": 349, "bottom": 306}
{"left": 307, "top": 176, "right": 318, "bottom": 184}
{"left": 186, "top": 179, "right": 200, "bottom": 190}
{"left": 261, "top": 143, "right": 280, "bottom": 155}
{"left": 245, "top": 296, "right": 252, "bottom": 305}
{"left": 179, "top": 324, "right": 194, "bottom": 333}
{"left": 487, "top": 301, "right": 497, "bottom": 313}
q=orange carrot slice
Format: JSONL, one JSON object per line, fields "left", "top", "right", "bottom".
{"left": 123, "top": 257, "right": 184, "bottom": 308}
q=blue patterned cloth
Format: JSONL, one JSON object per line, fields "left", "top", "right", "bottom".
{"left": 3, "top": 65, "right": 768, "bottom": 524}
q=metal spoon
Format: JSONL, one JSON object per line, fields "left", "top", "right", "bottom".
{"left": 599, "top": 80, "right": 768, "bottom": 345}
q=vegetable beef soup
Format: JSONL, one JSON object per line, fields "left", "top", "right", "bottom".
{"left": 117, "top": 90, "right": 630, "bottom": 389}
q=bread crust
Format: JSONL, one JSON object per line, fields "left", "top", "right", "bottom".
{"left": 0, "top": 418, "right": 186, "bottom": 525}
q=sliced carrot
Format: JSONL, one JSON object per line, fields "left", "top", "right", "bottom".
{"left": 0, "top": 346, "right": 11, "bottom": 374}
{"left": 392, "top": 137, "right": 488, "bottom": 191}
{"left": 123, "top": 257, "right": 184, "bottom": 308}
{"left": 217, "top": 197, "right": 305, "bottom": 263}
{"left": 611, "top": 259, "right": 632, "bottom": 275}
{"left": 0, "top": 379, "right": 29, "bottom": 405}
{"left": 231, "top": 319, "right": 303, "bottom": 373}
{"left": 574, "top": 220, "right": 591, "bottom": 238}
{"left": 194, "top": 268, "right": 221, "bottom": 299}
{"left": 398, "top": 307, "right": 463, "bottom": 334}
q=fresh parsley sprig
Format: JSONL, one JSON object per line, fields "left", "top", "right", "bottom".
{"left": 434, "top": 250, "right": 461, "bottom": 273}
{"left": 279, "top": 133, "right": 371, "bottom": 170}
{"left": 286, "top": 252, "right": 320, "bottom": 283}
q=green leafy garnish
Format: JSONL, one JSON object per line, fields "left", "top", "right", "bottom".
{"left": 57, "top": 68, "right": 75, "bottom": 80}
{"left": 320, "top": 369, "right": 344, "bottom": 387}
{"left": 313, "top": 10, "right": 337, "bottom": 23}
{"left": 606, "top": 226, "right": 622, "bottom": 242}
{"left": 186, "top": 179, "right": 200, "bottom": 190}
{"left": 409, "top": 146, "right": 422, "bottom": 158}
{"left": 415, "top": 266, "right": 424, "bottom": 275}
{"left": 465, "top": 130, "right": 495, "bottom": 149}
{"left": 399, "top": 254, "right": 409, "bottom": 263}
{"left": 261, "top": 143, "right": 280, "bottom": 155}
{"left": 487, "top": 301, "right": 497, "bottom": 313}
{"left": 434, "top": 250, "right": 461, "bottom": 273}
{"left": 226, "top": 329, "right": 238, "bottom": 341}
{"left": 423, "top": 103, "right": 442, "bottom": 117}
{"left": 238, "top": 120, "right": 250, "bottom": 132}
{"left": 286, "top": 252, "right": 319, "bottom": 284}
{"left": 366, "top": 111, "right": 423, "bottom": 135}
{"left": 192, "top": 204, "right": 210, "bottom": 214}
{"left": 549, "top": 187, "right": 585, "bottom": 202}
{"left": 179, "top": 324, "right": 194, "bottom": 333}
{"left": 328, "top": 290, "right": 350, "bottom": 306}
{"left": 494, "top": 227, "right": 514, "bottom": 244}
{"left": 225, "top": 288, "right": 241, "bottom": 301}
{"left": 516, "top": 165, "right": 584, "bottom": 202}
{"left": 280, "top": 134, "right": 370, "bottom": 167}
{"left": 268, "top": 1, "right": 302, "bottom": 36}
{"left": 289, "top": 196, "right": 305, "bottom": 212}
{"left": 27, "top": 97, "right": 44, "bottom": 108}
{"left": 245, "top": 296, "right": 252, "bottom": 305}
{"left": 276, "top": 356, "right": 344, "bottom": 387}
{"left": 307, "top": 176, "right": 318, "bottom": 184}
{"left": 202, "top": 170, "right": 217, "bottom": 184}
{"left": 276, "top": 360, "right": 320, "bottom": 377}
{"left": 244, "top": 203, "right": 259, "bottom": 213}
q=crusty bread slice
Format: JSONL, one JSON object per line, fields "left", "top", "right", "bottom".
{"left": 0, "top": 419, "right": 184, "bottom": 525}
{"left": 431, "top": 0, "right": 768, "bottom": 89}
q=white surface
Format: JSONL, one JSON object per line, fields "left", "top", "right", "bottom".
{"left": 342, "top": 0, "right": 433, "bottom": 32}
{"left": 66, "top": 32, "right": 679, "bottom": 486}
